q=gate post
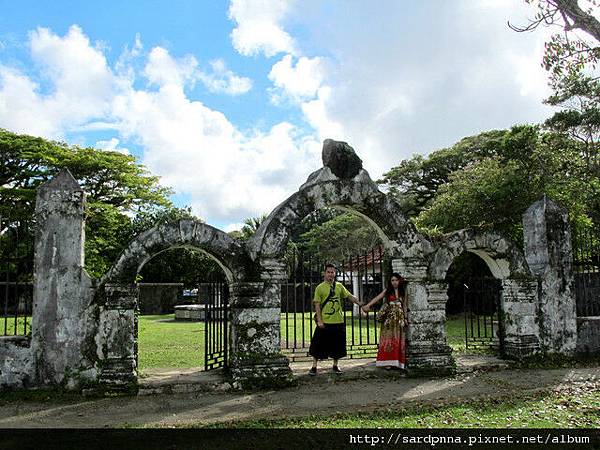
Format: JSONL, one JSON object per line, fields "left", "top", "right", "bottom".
{"left": 30, "top": 169, "right": 95, "bottom": 388}
{"left": 523, "top": 195, "right": 577, "bottom": 355}
{"left": 394, "top": 257, "right": 454, "bottom": 376}
{"left": 229, "top": 258, "right": 293, "bottom": 389}
{"left": 96, "top": 283, "right": 138, "bottom": 392}
{"left": 501, "top": 278, "right": 541, "bottom": 358}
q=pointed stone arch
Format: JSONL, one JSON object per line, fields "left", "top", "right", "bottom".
{"left": 247, "top": 166, "right": 430, "bottom": 263}
{"left": 242, "top": 140, "right": 439, "bottom": 381}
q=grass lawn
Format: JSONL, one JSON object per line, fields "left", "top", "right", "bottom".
{"left": 206, "top": 382, "right": 600, "bottom": 428}
{"left": 137, "top": 314, "right": 206, "bottom": 373}
{"left": 137, "top": 312, "right": 495, "bottom": 372}
{"left": 281, "top": 311, "right": 378, "bottom": 349}
{"left": 1, "top": 315, "right": 31, "bottom": 336}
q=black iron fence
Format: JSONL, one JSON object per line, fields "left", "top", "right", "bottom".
{"left": 0, "top": 215, "right": 34, "bottom": 337}
{"left": 281, "top": 246, "right": 387, "bottom": 361}
{"left": 462, "top": 277, "right": 503, "bottom": 353}
{"left": 572, "top": 226, "right": 600, "bottom": 317}
{"left": 204, "top": 279, "right": 229, "bottom": 371}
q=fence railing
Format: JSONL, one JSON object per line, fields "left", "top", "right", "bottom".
{"left": 572, "top": 225, "right": 600, "bottom": 317}
{"left": 281, "top": 246, "right": 388, "bottom": 360}
{"left": 0, "top": 215, "right": 34, "bottom": 337}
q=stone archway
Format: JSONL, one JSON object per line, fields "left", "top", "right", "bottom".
{"left": 429, "top": 229, "right": 532, "bottom": 281}
{"left": 3, "top": 152, "right": 579, "bottom": 393}
{"left": 244, "top": 140, "right": 439, "bottom": 378}
{"left": 95, "top": 219, "right": 252, "bottom": 389}
{"left": 425, "top": 229, "right": 540, "bottom": 360}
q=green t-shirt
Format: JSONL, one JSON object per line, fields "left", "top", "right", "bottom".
{"left": 313, "top": 281, "right": 351, "bottom": 324}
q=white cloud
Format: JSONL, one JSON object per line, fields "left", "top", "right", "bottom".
{"left": 268, "top": 54, "right": 326, "bottom": 103}
{"left": 228, "top": 0, "right": 297, "bottom": 57}
{"left": 224, "top": 222, "right": 244, "bottom": 232}
{"left": 1, "top": 0, "right": 564, "bottom": 226}
{"left": 301, "top": 86, "right": 345, "bottom": 141}
{"left": 0, "top": 25, "right": 321, "bottom": 224}
{"left": 144, "top": 46, "right": 198, "bottom": 87}
{"left": 95, "top": 137, "right": 130, "bottom": 155}
{"left": 198, "top": 59, "right": 252, "bottom": 95}
{"left": 113, "top": 81, "right": 321, "bottom": 219}
{"left": 144, "top": 48, "right": 251, "bottom": 96}
{"left": 0, "top": 25, "right": 116, "bottom": 138}
{"left": 258, "top": 1, "right": 556, "bottom": 178}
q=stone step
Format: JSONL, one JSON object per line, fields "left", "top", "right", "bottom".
{"left": 137, "top": 367, "right": 234, "bottom": 395}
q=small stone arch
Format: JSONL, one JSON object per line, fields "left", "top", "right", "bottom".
{"left": 429, "top": 229, "right": 533, "bottom": 281}
{"left": 101, "top": 218, "right": 251, "bottom": 285}
{"left": 95, "top": 219, "right": 249, "bottom": 389}
{"left": 423, "top": 228, "right": 540, "bottom": 361}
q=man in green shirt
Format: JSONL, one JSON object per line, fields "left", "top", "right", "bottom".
{"left": 309, "top": 264, "right": 362, "bottom": 375}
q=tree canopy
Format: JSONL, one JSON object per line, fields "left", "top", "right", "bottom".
{"left": 0, "top": 128, "right": 185, "bottom": 278}
{"left": 381, "top": 125, "right": 597, "bottom": 242}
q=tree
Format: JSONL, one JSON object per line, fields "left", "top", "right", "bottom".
{"left": 414, "top": 158, "right": 540, "bottom": 241}
{"left": 240, "top": 214, "right": 268, "bottom": 240}
{"left": 542, "top": 73, "right": 600, "bottom": 224}
{"left": 379, "top": 130, "right": 508, "bottom": 217}
{"left": 384, "top": 125, "right": 594, "bottom": 241}
{"left": 0, "top": 128, "right": 176, "bottom": 278}
{"left": 297, "top": 213, "right": 382, "bottom": 264}
{"left": 510, "top": 0, "right": 600, "bottom": 76}
{"left": 544, "top": 73, "right": 600, "bottom": 171}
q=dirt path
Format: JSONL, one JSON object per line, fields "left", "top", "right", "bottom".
{"left": 1, "top": 365, "right": 599, "bottom": 428}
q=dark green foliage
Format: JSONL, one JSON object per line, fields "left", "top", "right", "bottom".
{"left": 0, "top": 128, "right": 180, "bottom": 278}
{"left": 138, "top": 248, "right": 225, "bottom": 285}
{"left": 297, "top": 212, "right": 382, "bottom": 264}
{"left": 381, "top": 124, "right": 597, "bottom": 240}
{"left": 378, "top": 130, "right": 507, "bottom": 217}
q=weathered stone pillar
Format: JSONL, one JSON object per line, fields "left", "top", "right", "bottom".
{"left": 523, "top": 196, "right": 577, "bottom": 355}
{"left": 501, "top": 278, "right": 541, "bottom": 358}
{"left": 229, "top": 258, "right": 293, "bottom": 389}
{"left": 393, "top": 258, "right": 454, "bottom": 376}
{"left": 30, "top": 169, "right": 95, "bottom": 388}
{"left": 96, "top": 284, "right": 138, "bottom": 392}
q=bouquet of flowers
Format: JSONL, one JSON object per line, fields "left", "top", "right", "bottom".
{"left": 376, "top": 304, "right": 389, "bottom": 323}
{"left": 377, "top": 303, "right": 405, "bottom": 327}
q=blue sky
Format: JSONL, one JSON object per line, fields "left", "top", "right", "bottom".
{"left": 0, "top": 0, "right": 558, "bottom": 230}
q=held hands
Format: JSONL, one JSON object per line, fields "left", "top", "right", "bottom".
{"left": 360, "top": 304, "right": 371, "bottom": 318}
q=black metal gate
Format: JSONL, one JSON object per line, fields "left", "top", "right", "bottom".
{"left": 572, "top": 226, "right": 600, "bottom": 317}
{"left": 0, "top": 215, "right": 34, "bottom": 337}
{"left": 281, "top": 247, "right": 387, "bottom": 361}
{"left": 204, "top": 279, "right": 229, "bottom": 370}
{"left": 463, "top": 277, "right": 503, "bottom": 353}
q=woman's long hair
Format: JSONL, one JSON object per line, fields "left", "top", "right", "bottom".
{"left": 384, "top": 272, "right": 406, "bottom": 298}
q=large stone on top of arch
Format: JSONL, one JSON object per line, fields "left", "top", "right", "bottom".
{"left": 321, "top": 139, "right": 363, "bottom": 179}
{"left": 248, "top": 171, "right": 418, "bottom": 260}
{"left": 101, "top": 219, "right": 251, "bottom": 284}
{"left": 247, "top": 138, "right": 427, "bottom": 261}
{"left": 428, "top": 229, "right": 533, "bottom": 280}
